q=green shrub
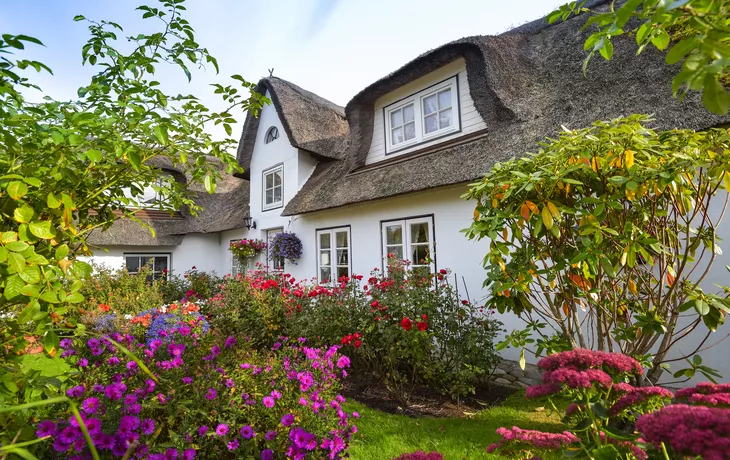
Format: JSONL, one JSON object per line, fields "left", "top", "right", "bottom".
{"left": 211, "top": 262, "right": 503, "bottom": 402}
{"left": 79, "top": 264, "right": 165, "bottom": 318}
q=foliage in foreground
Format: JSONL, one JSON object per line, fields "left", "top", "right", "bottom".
{"left": 210, "top": 261, "right": 503, "bottom": 402}
{"left": 464, "top": 115, "right": 730, "bottom": 382}
{"left": 0, "top": 0, "right": 266, "bottom": 436}
{"left": 488, "top": 349, "right": 730, "bottom": 460}
{"left": 550, "top": 0, "right": 730, "bottom": 114}
{"left": 30, "top": 329, "right": 356, "bottom": 459}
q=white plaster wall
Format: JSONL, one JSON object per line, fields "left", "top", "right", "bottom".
{"left": 365, "top": 58, "right": 487, "bottom": 165}
{"left": 84, "top": 233, "right": 223, "bottom": 276}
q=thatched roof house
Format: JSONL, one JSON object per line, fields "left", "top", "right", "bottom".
{"left": 231, "top": 0, "right": 727, "bottom": 216}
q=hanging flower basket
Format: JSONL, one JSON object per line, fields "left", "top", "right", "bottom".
{"left": 269, "top": 231, "right": 303, "bottom": 265}
{"left": 229, "top": 238, "right": 267, "bottom": 268}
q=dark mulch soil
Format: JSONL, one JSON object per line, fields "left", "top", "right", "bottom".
{"left": 342, "top": 376, "right": 515, "bottom": 418}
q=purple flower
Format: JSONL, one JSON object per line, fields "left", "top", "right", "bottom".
{"left": 59, "top": 426, "right": 81, "bottom": 444}
{"left": 104, "top": 383, "right": 125, "bottom": 400}
{"left": 126, "top": 361, "right": 138, "bottom": 371}
{"left": 336, "top": 356, "right": 350, "bottom": 369}
{"left": 225, "top": 379, "right": 235, "bottom": 388}
{"left": 142, "top": 418, "right": 156, "bottom": 435}
{"left": 264, "top": 430, "right": 277, "bottom": 441}
{"left": 205, "top": 388, "right": 217, "bottom": 400}
{"left": 215, "top": 424, "right": 229, "bottom": 437}
{"left": 263, "top": 396, "right": 275, "bottom": 408}
{"left": 125, "top": 403, "right": 142, "bottom": 415}
{"left": 182, "top": 449, "right": 196, "bottom": 460}
{"left": 281, "top": 413, "right": 295, "bottom": 427}
{"left": 66, "top": 385, "right": 85, "bottom": 398}
{"left": 227, "top": 439, "right": 240, "bottom": 450}
{"left": 182, "top": 377, "right": 193, "bottom": 384}
{"left": 60, "top": 338, "right": 74, "bottom": 349}
{"left": 198, "top": 426, "right": 208, "bottom": 436}
{"left": 107, "top": 356, "right": 121, "bottom": 366}
{"left": 36, "top": 420, "right": 55, "bottom": 438}
{"left": 81, "top": 397, "right": 99, "bottom": 414}
{"left": 271, "top": 390, "right": 282, "bottom": 400}
{"left": 240, "top": 425, "right": 255, "bottom": 439}
{"left": 261, "top": 449, "right": 274, "bottom": 460}
{"left": 225, "top": 336, "right": 236, "bottom": 348}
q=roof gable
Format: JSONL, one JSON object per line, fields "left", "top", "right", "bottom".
{"left": 235, "top": 77, "right": 349, "bottom": 179}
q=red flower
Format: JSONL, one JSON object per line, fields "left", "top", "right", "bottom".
{"left": 439, "top": 269, "right": 447, "bottom": 275}
{"left": 461, "top": 299, "right": 469, "bottom": 305}
{"left": 421, "top": 314, "right": 428, "bottom": 320}
{"left": 354, "top": 339, "right": 362, "bottom": 349}
{"left": 400, "top": 317, "right": 413, "bottom": 331}
{"left": 191, "top": 266, "right": 197, "bottom": 269}
{"left": 371, "top": 301, "right": 379, "bottom": 308}
{"left": 417, "top": 321, "right": 428, "bottom": 331}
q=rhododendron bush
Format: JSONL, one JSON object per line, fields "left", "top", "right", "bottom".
{"left": 210, "top": 260, "right": 502, "bottom": 401}
{"left": 32, "top": 327, "right": 356, "bottom": 458}
{"left": 489, "top": 349, "right": 730, "bottom": 460}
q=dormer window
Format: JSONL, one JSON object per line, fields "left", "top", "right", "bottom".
{"left": 384, "top": 76, "right": 460, "bottom": 154}
{"left": 265, "top": 126, "right": 279, "bottom": 144}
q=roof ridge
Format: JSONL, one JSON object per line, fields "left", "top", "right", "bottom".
{"left": 267, "top": 76, "right": 345, "bottom": 117}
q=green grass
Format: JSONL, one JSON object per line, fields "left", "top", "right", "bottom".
{"left": 345, "top": 391, "right": 564, "bottom": 460}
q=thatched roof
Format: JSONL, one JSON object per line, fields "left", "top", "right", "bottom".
{"left": 87, "top": 157, "right": 249, "bottom": 247}
{"left": 266, "top": 0, "right": 730, "bottom": 216}
{"left": 235, "top": 77, "right": 349, "bottom": 179}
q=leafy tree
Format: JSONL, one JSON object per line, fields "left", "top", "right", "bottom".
{"left": 550, "top": 0, "right": 730, "bottom": 114}
{"left": 463, "top": 115, "right": 730, "bottom": 382}
{"left": 0, "top": 0, "right": 265, "bottom": 440}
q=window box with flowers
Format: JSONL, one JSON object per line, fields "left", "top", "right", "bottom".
{"left": 229, "top": 238, "right": 267, "bottom": 272}
{"left": 268, "top": 231, "right": 303, "bottom": 266}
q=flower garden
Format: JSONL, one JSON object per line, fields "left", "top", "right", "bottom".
{"left": 1, "top": 260, "right": 726, "bottom": 459}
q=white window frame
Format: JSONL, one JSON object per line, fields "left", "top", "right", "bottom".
{"left": 384, "top": 76, "right": 459, "bottom": 154}
{"left": 316, "top": 227, "right": 351, "bottom": 284}
{"left": 229, "top": 239, "right": 243, "bottom": 276}
{"left": 381, "top": 216, "right": 435, "bottom": 274}
{"left": 267, "top": 228, "right": 285, "bottom": 272}
{"left": 123, "top": 253, "right": 171, "bottom": 279}
{"left": 262, "top": 164, "right": 284, "bottom": 211}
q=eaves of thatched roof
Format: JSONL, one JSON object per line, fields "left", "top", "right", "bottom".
{"left": 278, "top": 0, "right": 730, "bottom": 216}
{"left": 87, "top": 156, "right": 249, "bottom": 247}
{"left": 235, "top": 77, "right": 349, "bottom": 180}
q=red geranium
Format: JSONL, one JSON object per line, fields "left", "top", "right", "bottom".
{"left": 400, "top": 317, "right": 413, "bottom": 331}
{"left": 354, "top": 339, "right": 362, "bottom": 349}
{"left": 417, "top": 321, "right": 428, "bottom": 332}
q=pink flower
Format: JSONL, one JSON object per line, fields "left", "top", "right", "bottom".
{"left": 538, "top": 349, "right": 643, "bottom": 376}
{"left": 610, "top": 386, "right": 673, "bottom": 416}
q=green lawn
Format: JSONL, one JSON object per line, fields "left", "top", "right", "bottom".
{"left": 346, "top": 391, "right": 564, "bottom": 460}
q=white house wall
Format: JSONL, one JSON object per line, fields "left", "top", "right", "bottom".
{"left": 365, "top": 58, "right": 487, "bottom": 165}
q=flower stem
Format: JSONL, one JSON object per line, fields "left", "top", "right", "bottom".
{"left": 660, "top": 442, "right": 671, "bottom": 460}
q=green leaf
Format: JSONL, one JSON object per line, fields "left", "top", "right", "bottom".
{"left": 4, "top": 274, "right": 25, "bottom": 299}
{"left": 23, "top": 177, "right": 42, "bottom": 187}
{"left": 6, "top": 241, "right": 29, "bottom": 252}
{"left": 7, "top": 252, "right": 26, "bottom": 273}
{"left": 591, "top": 445, "right": 620, "bottom": 460}
{"left": 44, "top": 331, "right": 59, "bottom": 354}
{"left": 29, "top": 221, "right": 56, "bottom": 239}
{"left": 599, "top": 39, "right": 613, "bottom": 60}
{"left": 39, "top": 289, "right": 59, "bottom": 303}
{"left": 7, "top": 181, "right": 28, "bottom": 200}
{"left": 55, "top": 244, "right": 69, "bottom": 261}
{"left": 19, "top": 266, "right": 41, "bottom": 284}
{"left": 651, "top": 29, "right": 670, "bottom": 50}
{"left": 702, "top": 75, "right": 730, "bottom": 115}
{"left": 694, "top": 299, "right": 710, "bottom": 316}
{"left": 666, "top": 38, "right": 698, "bottom": 64}
{"left": 47, "top": 192, "right": 61, "bottom": 209}
{"left": 50, "top": 130, "right": 64, "bottom": 145}
{"left": 0, "top": 246, "right": 6, "bottom": 262}
{"left": 13, "top": 204, "right": 35, "bottom": 223}
{"left": 153, "top": 125, "right": 169, "bottom": 145}
{"left": 17, "top": 301, "right": 40, "bottom": 323}
{"left": 204, "top": 174, "right": 215, "bottom": 194}
{"left": 66, "top": 292, "right": 84, "bottom": 303}
{"left": 86, "top": 149, "right": 103, "bottom": 162}
{"left": 128, "top": 151, "right": 141, "bottom": 171}
{"left": 636, "top": 23, "right": 651, "bottom": 44}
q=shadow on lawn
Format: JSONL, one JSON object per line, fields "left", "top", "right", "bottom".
{"left": 345, "top": 391, "right": 565, "bottom": 460}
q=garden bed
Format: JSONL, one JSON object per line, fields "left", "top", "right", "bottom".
{"left": 343, "top": 377, "right": 515, "bottom": 418}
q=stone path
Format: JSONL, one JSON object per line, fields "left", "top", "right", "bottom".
{"left": 490, "top": 360, "right": 543, "bottom": 389}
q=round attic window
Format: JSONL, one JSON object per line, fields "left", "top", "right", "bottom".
{"left": 265, "top": 126, "right": 279, "bottom": 144}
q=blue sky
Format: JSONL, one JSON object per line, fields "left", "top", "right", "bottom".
{"left": 2, "top": 0, "right": 566, "bottom": 142}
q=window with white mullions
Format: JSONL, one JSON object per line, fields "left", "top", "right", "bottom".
{"left": 384, "top": 76, "right": 459, "bottom": 154}
{"left": 422, "top": 88, "right": 452, "bottom": 135}
{"left": 267, "top": 228, "right": 285, "bottom": 271}
{"left": 124, "top": 253, "right": 170, "bottom": 280}
{"left": 390, "top": 103, "right": 416, "bottom": 146}
{"left": 263, "top": 165, "right": 283, "bottom": 210}
{"left": 381, "top": 217, "right": 434, "bottom": 275}
{"left": 317, "top": 227, "right": 351, "bottom": 283}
